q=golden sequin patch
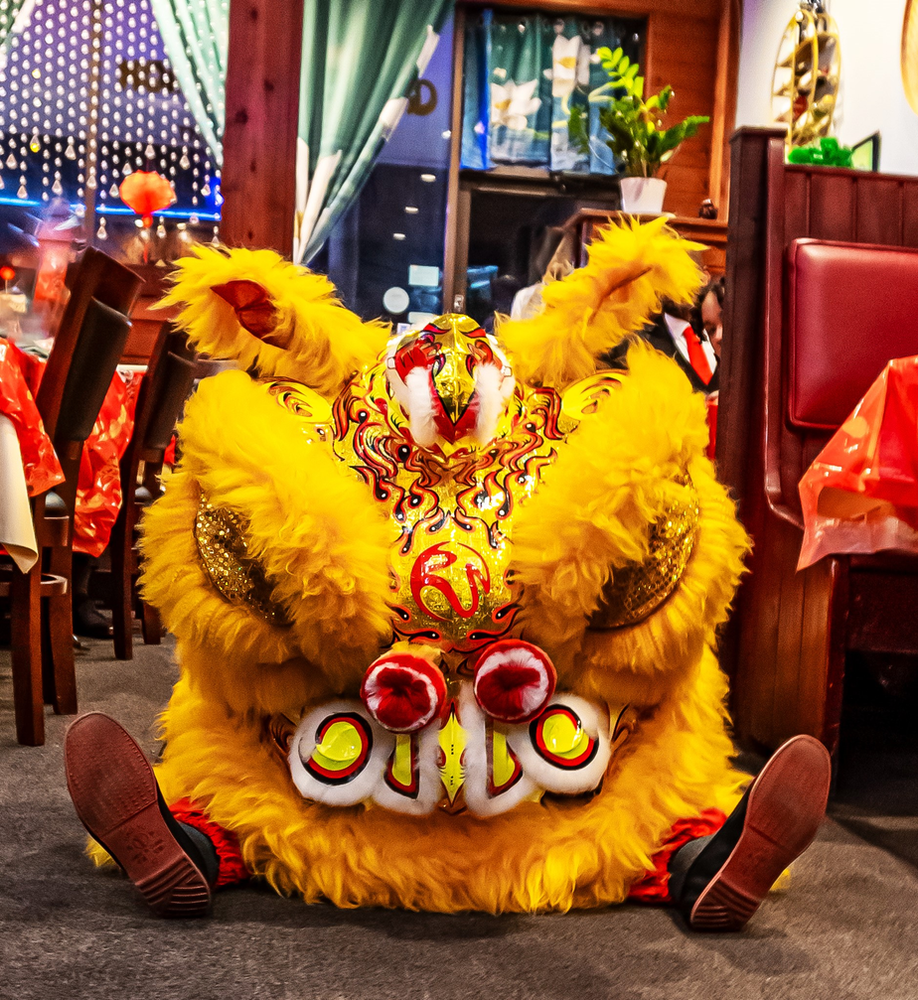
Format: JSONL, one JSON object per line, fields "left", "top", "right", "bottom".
{"left": 193, "top": 494, "right": 289, "bottom": 627}
{"left": 589, "top": 476, "right": 700, "bottom": 630}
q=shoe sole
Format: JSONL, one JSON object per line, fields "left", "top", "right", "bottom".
{"left": 689, "top": 734, "right": 831, "bottom": 932}
{"left": 65, "top": 712, "right": 212, "bottom": 918}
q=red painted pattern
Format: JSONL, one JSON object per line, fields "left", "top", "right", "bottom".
{"left": 410, "top": 541, "right": 491, "bottom": 622}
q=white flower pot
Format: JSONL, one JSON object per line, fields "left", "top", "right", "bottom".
{"left": 619, "top": 176, "right": 667, "bottom": 214}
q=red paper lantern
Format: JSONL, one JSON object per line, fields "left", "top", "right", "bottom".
{"left": 119, "top": 171, "right": 175, "bottom": 227}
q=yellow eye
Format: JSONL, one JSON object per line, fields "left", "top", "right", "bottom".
{"left": 303, "top": 714, "right": 372, "bottom": 784}
{"left": 531, "top": 705, "right": 597, "bottom": 770}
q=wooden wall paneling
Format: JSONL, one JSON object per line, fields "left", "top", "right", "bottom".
{"left": 807, "top": 171, "right": 857, "bottom": 243}
{"left": 220, "top": 0, "right": 305, "bottom": 254}
{"left": 782, "top": 170, "right": 811, "bottom": 247}
{"left": 855, "top": 177, "right": 905, "bottom": 246}
{"left": 710, "top": 0, "right": 740, "bottom": 216}
{"left": 902, "top": 185, "right": 918, "bottom": 246}
{"left": 648, "top": 12, "right": 720, "bottom": 217}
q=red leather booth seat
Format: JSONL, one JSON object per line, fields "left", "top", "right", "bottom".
{"left": 787, "top": 239, "right": 918, "bottom": 430}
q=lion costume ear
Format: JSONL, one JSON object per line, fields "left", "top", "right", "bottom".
{"left": 497, "top": 217, "right": 706, "bottom": 390}
{"left": 160, "top": 244, "right": 389, "bottom": 396}
{"left": 211, "top": 279, "right": 281, "bottom": 343}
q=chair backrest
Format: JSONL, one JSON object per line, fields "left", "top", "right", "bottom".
{"left": 118, "top": 322, "right": 197, "bottom": 513}
{"left": 56, "top": 298, "right": 133, "bottom": 445}
{"left": 49, "top": 296, "right": 134, "bottom": 511}
{"left": 770, "top": 238, "right": 918, "bottom": 520}
{"left": 137, "top": 325, "right": 197, "bottom": 459}
{"left": 35, "top": 247, "right": 142, "bottom": 442}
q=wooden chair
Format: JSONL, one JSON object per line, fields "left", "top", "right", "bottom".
{"left": 110, "top": 323, "right": 197, "bottom": 660}
{"left": 719, "top": 128, "right": 918, "bottom": 759}
{"left": 1, "top": 248, "right": 142, "bottom": 745}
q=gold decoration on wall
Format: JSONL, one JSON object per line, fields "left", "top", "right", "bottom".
{"left": 772, "top": 2, "right": 841, "bottom": 149}
{"left": 903, "top": 0, "right": 918, "bottom": 115}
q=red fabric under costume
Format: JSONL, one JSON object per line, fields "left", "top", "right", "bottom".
{"left": 626, "top": 807, "right": 727, "bottom": 903}
{"left": 166, "top": 801, "right": 727, "bottom": 898}
{"left": 169, "top": 798, "right": 249, "bottom": 888}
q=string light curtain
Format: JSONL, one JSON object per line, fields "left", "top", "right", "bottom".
{"left": 461, "top": 9, "right": 643, "bottom": 174}
{"left": 294, "top": 0, "right": 452, "bottom": 264}
{"left": 0, "top": 0, "right": 224, "bottom": 238}
{"left": 0, "top": 0, "right": 29, "bottom": 67}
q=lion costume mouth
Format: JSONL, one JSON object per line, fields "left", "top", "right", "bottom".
{"left": 264, "top": 684, "right": 637, "bottom": 818}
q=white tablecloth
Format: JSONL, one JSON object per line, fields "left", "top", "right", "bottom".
{"left": 0, "top": 412, "right": 38, "bottom": 572}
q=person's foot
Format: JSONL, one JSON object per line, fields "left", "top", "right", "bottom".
{"left": 72, "top": 597, "right": 113, "bottom": 639}
{"left": 672, "top": 734, "right": 832, "bottom": 932}
{"left": 65, "top": 712, "right": 213, "bottom": 917}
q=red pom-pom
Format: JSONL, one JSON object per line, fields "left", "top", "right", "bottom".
{"left": 361, "top": 653, "right": 446, "bottom": 733}
{"left": 473, "top": 640, "right": 556, "bottom": 724}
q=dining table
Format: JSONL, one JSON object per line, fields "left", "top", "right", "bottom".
{"left": 0, "top": 335, "right": 143, "bottom": 573}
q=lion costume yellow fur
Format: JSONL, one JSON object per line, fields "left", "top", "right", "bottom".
{"left": 94, "top": 218, "right": 749, "bottom": 913}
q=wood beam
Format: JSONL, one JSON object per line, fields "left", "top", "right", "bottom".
{"left": 220, "top": 0, "right": 305, "bottom": 255}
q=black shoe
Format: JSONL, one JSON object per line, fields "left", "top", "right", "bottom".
{"left": 671, "top": 734, "right": 831, "bottom": 932}
{"left": 65, "top": 712, "right": 214, "bottom": 917}
{"left": 72, "top": 598, "right": 113, "bottom": 639}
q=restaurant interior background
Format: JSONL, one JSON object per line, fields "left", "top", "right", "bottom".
{"left": 3, "top": 1, "right": 918, "bottom": 759}
{"left": 1, "top": 8, "right": 918, "bottom": 993}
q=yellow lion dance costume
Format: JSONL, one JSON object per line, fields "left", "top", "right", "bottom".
{"left": 72, "top": 218, "right": 832, "bottom": 924}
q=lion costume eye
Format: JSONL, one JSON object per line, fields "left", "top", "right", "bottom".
{"left": 194, "top": 492, "right": 290, "bottom": 627}
{"left": 588, "top": 476, "right": 700, "bottom": 630}
{"left": 288, "top": 702, "right": 392, "bottom": 806}
{"left": 505, "top": 694, "right": 612, "bottom": 796}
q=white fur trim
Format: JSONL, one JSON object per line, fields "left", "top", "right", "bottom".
{"left": 458, "top": 684, "right": 539, "bottom": 817}
{"left": 473, "top": 362, "right": 515, "bottom": 445}
{"left": 371, "top": 722, "right": 443, "bottom": 816}
{"left": 403, "top": 367, "right": 438, "bottom": 447}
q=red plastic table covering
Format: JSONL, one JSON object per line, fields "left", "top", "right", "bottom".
{"left": 798, "top": 355, "right": 918, "bottom": 569}
{"left": 0, "top": 340, "right": 142, "bottom": 558}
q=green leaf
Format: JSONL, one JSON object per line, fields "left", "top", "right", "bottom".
{"left": 567, "top": 104, "right": 592, "bottom": 156}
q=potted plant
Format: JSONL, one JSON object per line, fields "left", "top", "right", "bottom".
{"left": 569, "top": 47, "right": 709, "bottom": 213}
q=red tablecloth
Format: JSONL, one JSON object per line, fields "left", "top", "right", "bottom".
{"left": 0, "top": 340, "right": 64, "bottom": 495}
{"left": 0, "top": 340, "right": 142, "bottom": 558}
{"left": 798, "top": 355, "right": 918, "bottom": 569}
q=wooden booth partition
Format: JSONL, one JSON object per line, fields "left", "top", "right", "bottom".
{"left": 718, "top": 127, "right": 918, "bottom": 758}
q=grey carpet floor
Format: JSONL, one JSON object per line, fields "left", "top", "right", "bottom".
{"left": 1, "top": 635, "right": 917, "bottom": 1000}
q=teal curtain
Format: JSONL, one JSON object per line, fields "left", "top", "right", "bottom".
{"left": 149, "top": 0, "right": 228, "bottom": 163}
{"left": 461, "top": 10, "right": 642, "bottom": 174}
{"left": 294, "top": 0, "right": 452, "bottom": 263}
